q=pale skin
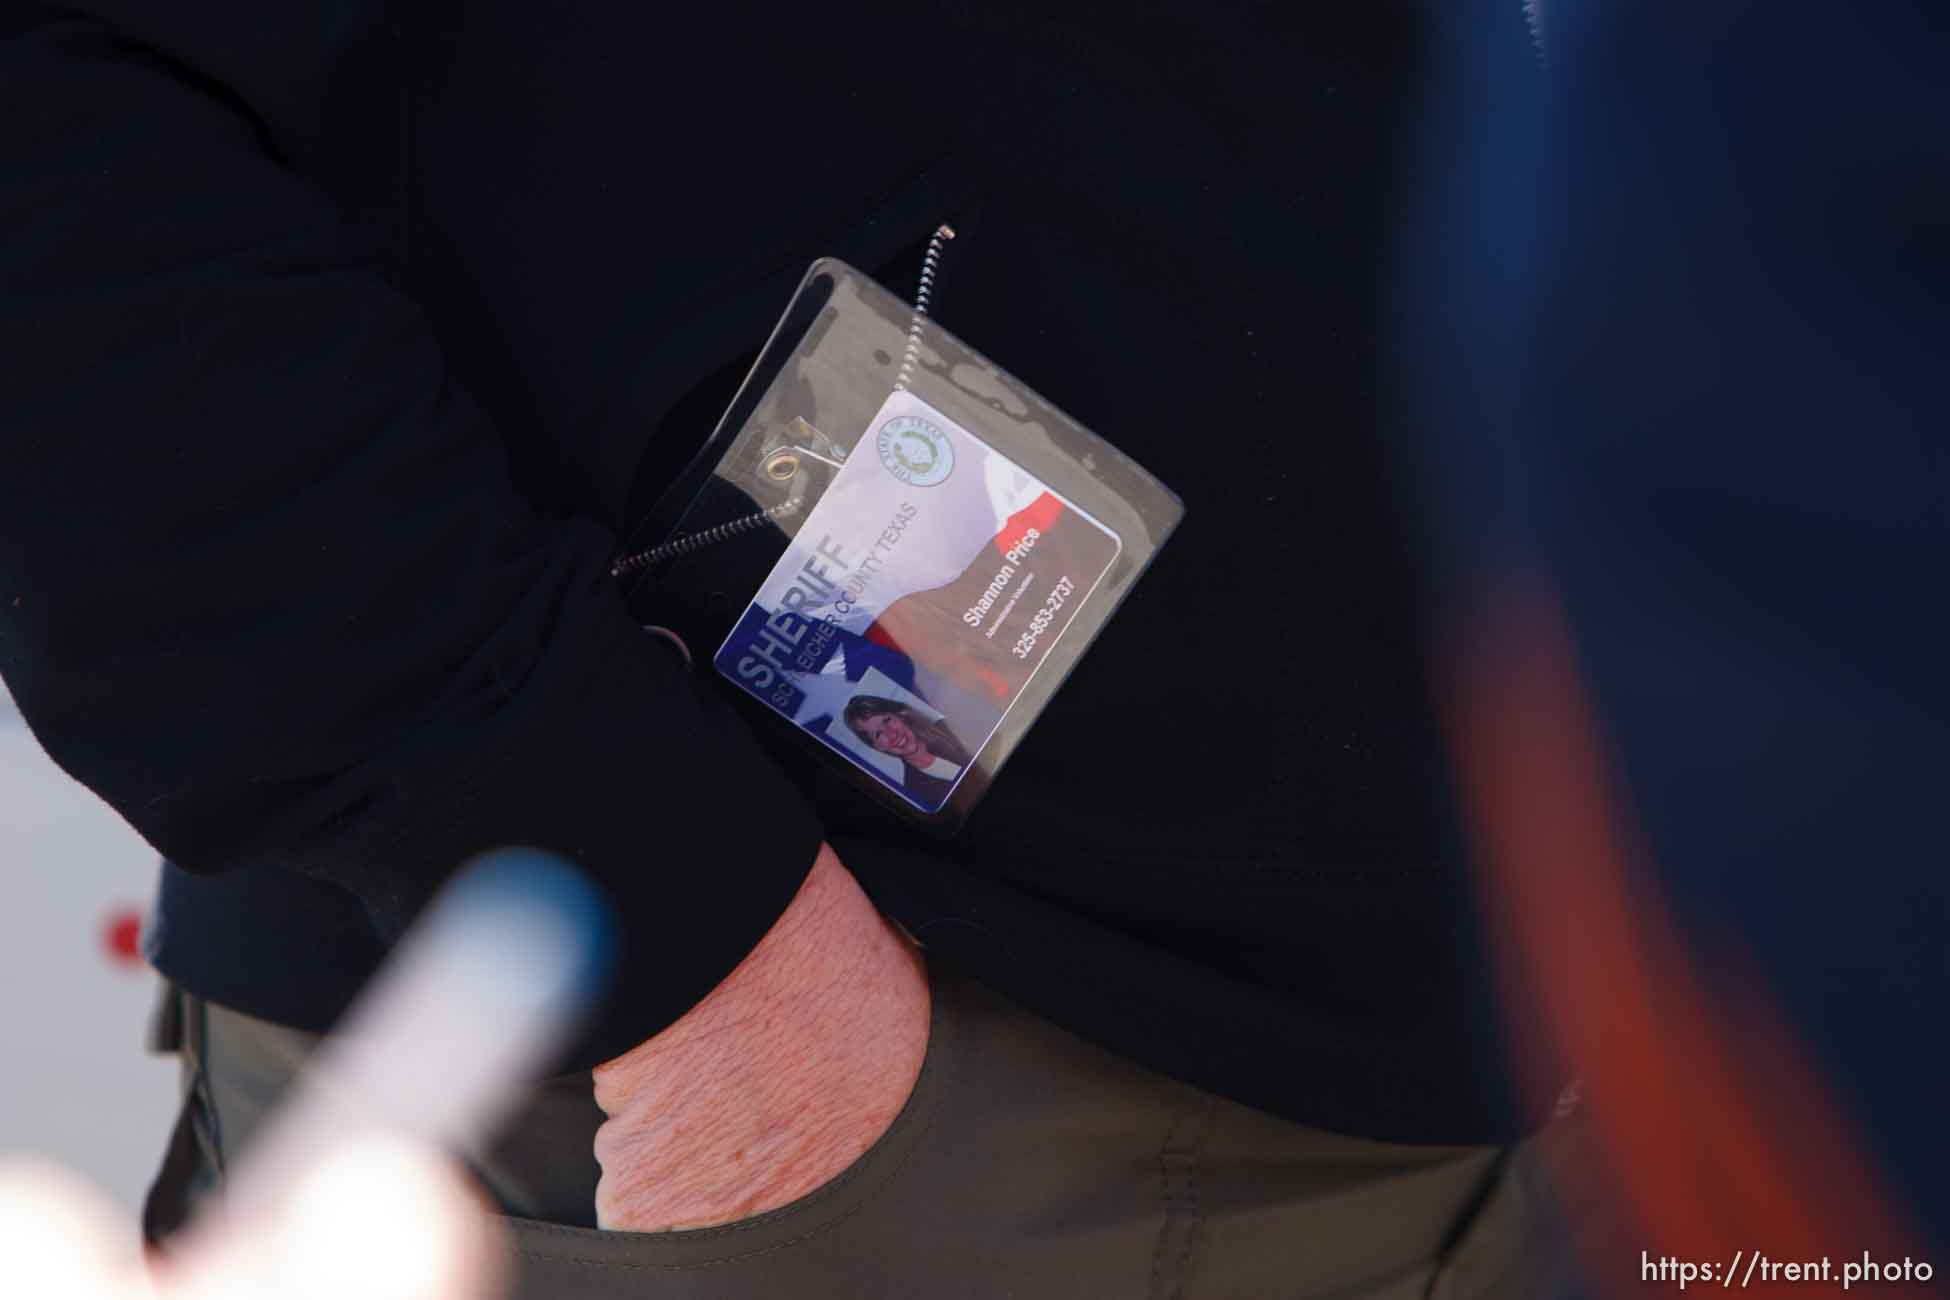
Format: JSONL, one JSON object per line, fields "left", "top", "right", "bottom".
{"left": 591, "top": 842, "right": 931, "bottom": 1231}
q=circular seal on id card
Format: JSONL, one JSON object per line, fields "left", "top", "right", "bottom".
{"left": 877, "top": 414, "right": 955, "bottom": 487}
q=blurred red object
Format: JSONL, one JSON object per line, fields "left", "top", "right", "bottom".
{"left": 101, "top": 907, "right": 145, "bottom": 969}
{"left": 1447, "top": 583, "right": 1924, "bottom": 1297}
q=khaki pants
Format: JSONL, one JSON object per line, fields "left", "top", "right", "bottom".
{"left": 146, "top": 966, "right": 1589, "bottom": 1299}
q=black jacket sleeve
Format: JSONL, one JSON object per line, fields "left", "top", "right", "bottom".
{"left": 0, "top": 2, "right": 822, "bottom": 1066}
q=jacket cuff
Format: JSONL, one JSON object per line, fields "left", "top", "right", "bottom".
{"left": 319, "top": 571, "right": 825, "bottom": 1072}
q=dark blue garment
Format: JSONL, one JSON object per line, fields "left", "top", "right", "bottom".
{"left": 147, "top": 859, "right": 387, "bottom": 1031}
{"left": 1397, "top": 0, "right": 1948, "bottom": 1249}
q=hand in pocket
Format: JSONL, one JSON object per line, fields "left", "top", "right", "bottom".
{"left": 591, "top": 843, "right": 930, "bottom": 1232}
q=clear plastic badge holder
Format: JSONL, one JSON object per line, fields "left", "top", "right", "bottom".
{"left": 617, "top": 256, "right": 1183, "bottom": 832}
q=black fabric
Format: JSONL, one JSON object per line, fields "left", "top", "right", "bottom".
{"left": 0, "top": 0, "right": 820, "bottom": 1071}
{"left": 2, "top": 1, "right": 1529, "bottom": 1138}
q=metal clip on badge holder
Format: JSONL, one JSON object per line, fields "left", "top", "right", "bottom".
{"left": 616, "top": 228, "right": 956, "bottom": 671}
{"left": 612, "top": 225, "right": 956, "bottom": 586}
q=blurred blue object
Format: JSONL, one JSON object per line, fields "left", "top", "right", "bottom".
{"left": 1394, "top": 0, "right": 1947, "bottom": 1271}
{"left": 217, "top": 846, "right": 617, "bottom": 1220}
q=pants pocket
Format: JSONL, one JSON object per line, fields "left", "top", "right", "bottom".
{"left": 499, "top": 967, "right": 1192, "bottom": 1300}
{"left": 503, "top": 967, "right": 966, "bottom": 1300}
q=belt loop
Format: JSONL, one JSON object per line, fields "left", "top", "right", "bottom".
{"left": 146, "top": 979, "right": 186, "bottom": 1055}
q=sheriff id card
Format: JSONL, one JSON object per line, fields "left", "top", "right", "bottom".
{"left": 715, "top": 389, "right": 1122, "bottom": 815}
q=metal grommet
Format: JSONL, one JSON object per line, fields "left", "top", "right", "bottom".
{"left": 762, "top": 449, "right": 799, "bottom": 482}
{"left": 641, "top": 624, "right": 693, "bottom": 671}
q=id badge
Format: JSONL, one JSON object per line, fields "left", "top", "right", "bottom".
{"left": 618, "top": 258, "right": 1182, "bottom": 830}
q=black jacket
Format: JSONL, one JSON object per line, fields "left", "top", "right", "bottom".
{"left": 1, "top": 0, "right": 1531, "bottom": 1141}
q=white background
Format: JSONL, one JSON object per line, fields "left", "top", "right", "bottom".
{"left": 0, "top": 678, "right": 178, "bottom": 1212}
